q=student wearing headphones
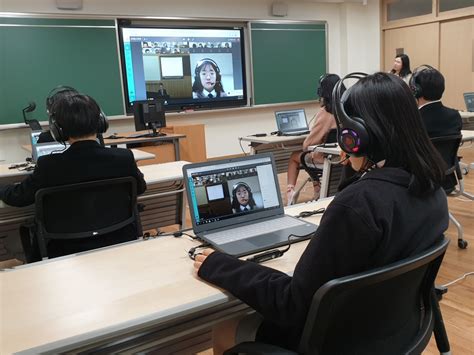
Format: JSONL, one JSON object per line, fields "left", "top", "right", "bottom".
{"left": 193, "top": 72, "right": 448, "bottom": 353}
{"left": 410, "top": 65, "right": 462, "bottom": 138}
{"left": 192, "top": 58, "right": 227, "bottom": 98}
{"left": 286, "top": 74, "right": 341, "bottom": 205}
{"left": 0, "top": 93, "right": 146, "bottom": 257}
{"left": 231, "top": 182, "right": 256, "bottom": 213}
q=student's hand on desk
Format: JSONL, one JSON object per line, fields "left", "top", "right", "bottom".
{"left": 193, "top": 248, "right": 215, "bottom": 275}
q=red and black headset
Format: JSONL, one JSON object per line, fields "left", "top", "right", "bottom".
{"left": 332, "top": 72, "right": 372, "bottom": 157}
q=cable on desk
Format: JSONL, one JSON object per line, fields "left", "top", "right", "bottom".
{"left": 246, "top": 230, "right": 317, "bottom": 264}
{"left": 238, "top": 138, "right": 248, "bottom": 156}
{"left": 296, "top": 208, "right": 325, "bottom": 219}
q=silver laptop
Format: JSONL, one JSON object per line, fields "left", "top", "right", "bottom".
{"left": 31, "top": 132, "right": 69, "bottom": 163}
{"left": 464, "top": 92, "right": 474, "bottom": 112}
{"left": 275, "top": 109, "right": 310, "bottom": 136}
{"left": 183, "top": 154, "right": 317, "bottom": 257}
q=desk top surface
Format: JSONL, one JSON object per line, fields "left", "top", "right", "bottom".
{"left": 104, "top": 132, "right": 186, "bottom": 146}
{"left": 0, "top": 198, "right": 332, "bottom": 354}
{"left": 239, "top": 134, "right": 308, "bottom": 144}
{"left": 462, "top": 129, "right": 474, "bottom": 142}
{"left": 460, "top": 111, "right": 474, "bottom": 119}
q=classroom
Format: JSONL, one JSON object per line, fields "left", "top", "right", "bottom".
{"left": 0, "top": 0, "right": 473, "bottom": 354}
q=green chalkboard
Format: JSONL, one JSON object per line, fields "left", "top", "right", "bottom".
{"left": 251, "top": 22, "right": 327, "bottom": 105}
{"left": 0, "top": 17, "right": 124, "bottom": 125}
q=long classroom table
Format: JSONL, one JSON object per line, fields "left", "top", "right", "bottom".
{"left": 0, "top": 198, "right": 332, "bottom": 354}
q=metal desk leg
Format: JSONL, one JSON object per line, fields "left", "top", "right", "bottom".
{"left": 173, "top": 138, "right": 181, "bottom": 160}
{"left": 319, "top": 156, "right": 332, "bottom": 199}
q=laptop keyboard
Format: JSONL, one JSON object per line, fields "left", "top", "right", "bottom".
{"left": 282, "top": 131, "right": 309, "bottom": 136}
{"left": 206, "top": 216, "right": 304, "bottom": 245}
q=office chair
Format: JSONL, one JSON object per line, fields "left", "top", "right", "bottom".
{"left": 224, "top": 236, "right": 451, "bottom": 355}
{"left": 20, "top": 177, "right": 142, "bottom": 262}
{"left": 430, "top": 135, "right": 471, "bottom": 249}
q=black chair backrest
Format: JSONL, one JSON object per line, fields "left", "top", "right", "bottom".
{"left": 34, "top": 177, "right": 138, "bottom": 258}
{"left": 430, "top": 134, "right": 462, "bottom": 192}
{"left": 326, "top": 128, "right": 337, "bottom": 144}
{"left": 299, "top": 236, "right": 449, "bottom": 355}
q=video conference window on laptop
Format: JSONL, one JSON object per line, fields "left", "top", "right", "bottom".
{"left": 275, "top": 109, "right": 308, "bottom": 133}
{"left": 185, "top": 157, "right": 281, "bottom": 226}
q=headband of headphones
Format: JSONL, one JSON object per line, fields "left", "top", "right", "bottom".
{"left": 232, "top": 182, "right": 251, "bottom": 193}
{"left": 332, "top": 72, "right": 371, "bottom": 157}
{"left": 195, "top": 58, "right": 220, "bottom": 75}
{"left": 409, "top": 64, "right": 436, "bottom": 99}
{"left": 46, "top": 85, "right": 78, "bottom": 111}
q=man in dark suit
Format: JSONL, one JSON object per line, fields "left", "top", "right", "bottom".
{"left": 157, "top": 82, "right": 170, "bottom": 100}
{"left": 411, "top": 66, "right": 462, "bottom": 137}
{"left": 0, "top": 94, "right": 147, "bottom": 258}
{"left": 411, "top": 66, "right": 462, "bottom": 192}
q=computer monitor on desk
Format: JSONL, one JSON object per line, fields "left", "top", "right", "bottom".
{"left": 131, "top": 99, "right": 167, "bottom": 138}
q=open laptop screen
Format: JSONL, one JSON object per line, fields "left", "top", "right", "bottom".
{"left": 464, "top": 93, "right": 474, "bottom": 112}
{"left": 184, "top": 155, "right": 283, "bottom": 233}
{"left": 275, "top": 109, "right": 308, "bottom": 133}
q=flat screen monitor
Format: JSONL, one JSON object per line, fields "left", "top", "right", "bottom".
{"left": 132, "top": 99, "right": 166, "bottom": 137}
{"left": 118, "top": 20, "right": 247, "bottom": 113}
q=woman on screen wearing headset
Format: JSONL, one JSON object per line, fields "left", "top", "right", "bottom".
{"left": 192, "top": 72, "right": 448, "bottom": 354}
{"left": 192, "top": 58, "right": 227, "bottom": 99}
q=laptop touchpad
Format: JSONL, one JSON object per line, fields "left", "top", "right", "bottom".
{"left": 250, "top": 233, "right": 286, "bottom": 247}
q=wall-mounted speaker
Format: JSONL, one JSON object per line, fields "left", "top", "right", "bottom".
{"left": 272, "top": 2, "right": 288, "bottom": 17}
{"left": 56, "top": 0, "right": 83, "bottom": 10}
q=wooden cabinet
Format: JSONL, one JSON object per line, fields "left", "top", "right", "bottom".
{"left": 136, "top": 124, "right": 207, "bottom": 166}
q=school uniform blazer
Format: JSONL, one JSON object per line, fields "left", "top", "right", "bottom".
{"left": 198, "top": 168, "right": 448, "bottom": 351}
{"left": 0, "top": 140, "right": 147, "bottom": 257}
{"left": 419, "top": 101, "right": 462, "bottom": 138}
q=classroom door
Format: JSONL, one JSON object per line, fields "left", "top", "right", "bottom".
{"left": 440, "top": 17, "right": 474, "bottom": 110}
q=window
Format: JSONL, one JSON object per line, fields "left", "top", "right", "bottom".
{"left": 387, "top": 0, "right": 432, "bottom": 21}
{"left": 439, "top": 0, "right": 473, "bottom": 12}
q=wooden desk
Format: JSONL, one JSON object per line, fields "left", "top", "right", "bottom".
{"left": 239, "top": 135, "right": 308, "bottom": 173}
{"left": 0, "top": 198, "right": 332, "bottom": 354}
{"left": 0, "top": 161, "right": 189, "bottom": 262}
{"left": 460, "top": 111, "right": 474, "bottom": 130}
{"left": 104, "top": 132, "right": 186, "bottom": 161}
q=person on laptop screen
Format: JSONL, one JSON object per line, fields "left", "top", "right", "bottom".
{"left": 231, "top": 182, "right": 257, "bottom": 213}
{"left": 286, "top": 74, "right": 342, "bottom": 204}
{"left": 192, "top": 58, "right": 227, "bottom": 99}
{"left": 193, "top": 72, "right": 448, "bottom": 353}
{"left": 0, "top": 93, "right": 146, "bottom": 258}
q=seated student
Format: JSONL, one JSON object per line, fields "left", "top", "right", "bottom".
{"left": 0, "top": 93, "right": 147, "bottom": 258}
{"left": 286, "top": 74, "right": 342, "bottom": 204}
{"left": 192, "top": 58, "right": 227, "bottom": 98}
{"left": 37, "top": 86, "right": 79, "bottom": 143}
{"left": 410, "top": 65, "right": 462, "bottom": 138}
{"left": 193, "top": 72, "right": 448, "bottom": 354}
{"left": 231, "top": 182, "right": 256, "bottom": 213}
{"left": 390, "top": 53, "right": 412, "bottom": 84}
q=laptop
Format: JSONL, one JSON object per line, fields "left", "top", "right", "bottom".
{"left": 183, "top": 153, "right": 318, "bottom": 257}
{"left": 30, "top": 132, "right": 69, "bottom": 162}
{"left": 275, "top": 109, "right": 310, "bottom": 136}
{"left": 464, "top": 92, "right": 474, "bottom": 112}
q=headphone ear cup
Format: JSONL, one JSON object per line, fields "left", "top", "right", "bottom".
{"left": 97, "top": 112, "right": 109, "bottom": 134}
{"left": 49, "top": 115, "right": 66, "bottom": 143}
{"left": 337, "top": 115, "right": 370, "bottom": 156}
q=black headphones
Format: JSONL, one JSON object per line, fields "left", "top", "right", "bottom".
{"left": 409, "top": 64, "right": 435, "bottom": 99}
{"left": 317, "top": 74, "right": 329, "bottom": 98}
{"left": 49, "top": 92, "right": 109, "bottom": 143}
{"left": 332, "top": 72, "right": 371, "bottom": 157}
{"left": 194, "top": 58, "right": 221, "bottom": 76}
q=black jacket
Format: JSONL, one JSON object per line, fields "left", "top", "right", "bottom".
{"left": 0, "top": 140, "right": 147, "bottom": 257}
{"left": 419, "top": 101, "right": 462, "bottom": 138}
{"left": 198, "top": 168, "right": 448, "bottom": 350}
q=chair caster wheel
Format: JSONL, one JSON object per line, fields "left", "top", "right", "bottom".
{"left": 458, "top": 239, "right": 468, "bottom": 249}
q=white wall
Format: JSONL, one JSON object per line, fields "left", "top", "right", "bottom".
{"left": 0, "top": 0, "right": 380, "bottom": 163}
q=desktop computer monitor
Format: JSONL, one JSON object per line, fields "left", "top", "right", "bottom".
{"left": 132, "top": 99, "right": 166, "bottom": 137}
